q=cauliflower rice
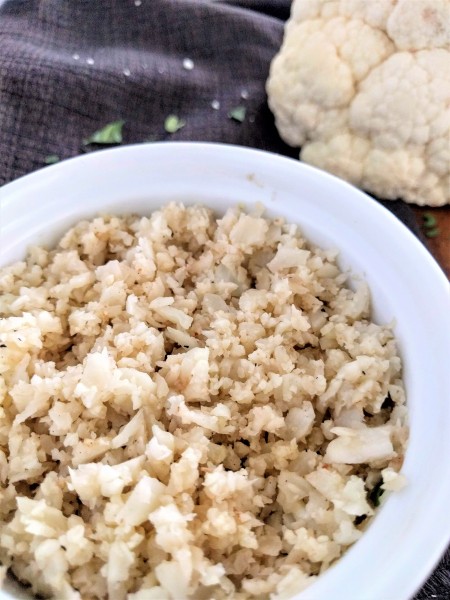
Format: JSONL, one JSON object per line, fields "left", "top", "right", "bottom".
{"left": 0, "top": 203, "right": 408, "bottom": 599}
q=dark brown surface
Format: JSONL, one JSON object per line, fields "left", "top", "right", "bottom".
{"left": 414, "top": 206, "right": 450, "bottom": 279}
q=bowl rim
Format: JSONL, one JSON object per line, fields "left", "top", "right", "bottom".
{"left": 1, "top": 140, "right": 448, "bottom": 284}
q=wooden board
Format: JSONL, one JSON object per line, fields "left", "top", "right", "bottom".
{"left": 413, "top": 207, "right": 450, "bottom": 279}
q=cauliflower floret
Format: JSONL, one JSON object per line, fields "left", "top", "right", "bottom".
{"left": 128, "top": 587, "right": 170, "bottom": 600}
{"left": 154, "top": 561, "right": 189, "bottom": 600}
{"left": 119, "top": 476, "right": 166, "bottom": 526}
{"left": 149, "top": 503, "right": 194, "bottom": 553}
{"left": 229, "top": 214, "right": 269, "bottom": 251}
{"left": 16, "top": 497, "right": 68, "bottom": 537}
{"left": 68, "top": 457, "right": 145, "bottom": 506}
{"left": 168, "top": 447, "right": 203, "bottom": 495}
{"left": 285, "top": 402, "right": 315, "bottom": 440}
{"left": 167, "top": 395, "right": 234, "bottom": 434}
{"left": 325, "top": 425, "right": 394, "bottom": 464}
{"left": 101, "top": 540, "right": 136, "bottom": 597}
{"left": 271, "top": 566, "right": 315, "bottom": 600}
{"left": 242, "top": 405, "right": 285, "bottom": 436}
{"left": 203, "top": 507, "right": 238, "bottom": 537}
{"left": 160, "top": 348, "right": 210, "bottom": 402}
{"left": 284, "top": 527, "right": 341, "bottom": 563}
{"left": 306, "top": 467, "right": 372, "bottom": 516}
{"left": 267, "top": 0, "right": 450, "bottom": 205}
{"left": 203, "top": 465, "right": 254, "bottom": 501}
{"left": 34, "top": 539, "right": 79, "bottom": 599}
{"left": 59, "top": 525, "right": 93, "bottom": 568}
{"left": 146, "top": 424, "right": 175, "bottom": 462}
{"left": 381, "top": 466, "right": 407, "bottom": 491}
{"left": 267, "top": 247, "right": 310, "bottom": 272}
{"left": 149, "top": 297, "right": 193, "bottom": 330}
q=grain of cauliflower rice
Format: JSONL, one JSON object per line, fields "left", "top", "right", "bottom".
{"left": 0, "top": 203, "right": 408, "bottom": 599}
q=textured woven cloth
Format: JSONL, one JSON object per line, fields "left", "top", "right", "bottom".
{"left": 0, "top": 0, "right": 446, "bottom": 598}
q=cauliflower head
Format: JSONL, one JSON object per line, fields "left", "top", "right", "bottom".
{"left": 267, "top": 0, "right": 450, "bottom": 206}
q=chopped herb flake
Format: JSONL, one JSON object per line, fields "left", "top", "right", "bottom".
{"left": 84, "top": 120, "right": 125, "bottom": 145}
{"left": 425, "top": 227, "right": 440, "bottom": 238}
{"left": 354, "top": 514, "right": 367, "bottom": 526}
{"left": 228, "top": 106, "right": 246, "bottom": 123}
{"left": 368, "top": 480, "right": 385, "bottom": 508}
{"left": 44, "top": 154, "right": 60, "bottom": 165}
{"left": 381, "top": 391, "right": 395, "bottom": 410}
{"left": 423, "top": 212, "right": 437, "bottom": 228}
{"left": 323, "top": 408, "right": 332, "bottom": 421}
{"left": 164, "top": 115, "right": 185, "bottom": 133}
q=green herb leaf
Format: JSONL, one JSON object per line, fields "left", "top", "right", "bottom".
{"left": 368, "top": 480, "right": 385, "bottom": 508}
{"left": 44, "top": 154, "right": 60, "bottom": 165}
{"left": 84, "top": 120, "right": 125, "bottom": 145}
{"left": 354, "top": 514, "right": 367, "bottom": 526}
{"left": 381, "top": 391, "right": 395, "bottom": 410}
{"left": 228, "top": 106, "right": 246, "bottom": 123}
{"left": 425, "top": 227, "right": 440, "bottom": 238}
{"left": 423, "top": 212, "right": 437, "bottom": 229}
{"left": 164, "top": 115, "right": 186, "bottom": 134}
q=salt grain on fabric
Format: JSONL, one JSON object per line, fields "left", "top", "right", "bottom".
{"left": 182, "top": 58, "right": 194, "bottom": 71}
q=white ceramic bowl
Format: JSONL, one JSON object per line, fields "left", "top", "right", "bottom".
{"left": 1, "top": 143, "right": 449, "bottom": 600}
